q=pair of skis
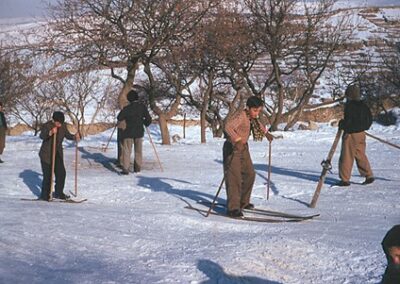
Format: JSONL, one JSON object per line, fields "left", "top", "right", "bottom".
{"left": 21, "top": 197, "right": 87, "bottom": 203}
{"left": 186, "top": 201, "right": 319, "bottom": 223}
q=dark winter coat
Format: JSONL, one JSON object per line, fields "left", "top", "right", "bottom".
{"left": 117, "top": 102, "right": 152, "bottom": 139}
{"left": 339, "top": 100, "right": 372, "bottom": 134}
{"left": 381, "top": 225, "right": 400, "bottom": 284}
{"left": 0, "top": 111, "right": 7, "bottom": 129}
{"left": 39, "top": 121, "right": 75, "bottom": 164}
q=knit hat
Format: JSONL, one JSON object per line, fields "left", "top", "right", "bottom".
{"left": 127, "top": 90, "right": 139, "bottom": 102}
{"left": 52, "top": 111, "right": 65, "bottom": 124}
{"left": 345, "top": 84, "right": 361, "bottom": 101}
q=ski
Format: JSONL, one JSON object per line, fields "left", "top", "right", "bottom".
{"left": 185, "top": 205, "right": 314, "bottom": 223}
{"left": 309, "top": 129, "right": 343, "bottom": 208}
{"left": 198, "top": 201, "right": 319, "bottom": 220}
{"left": 21, "top": 198, "right": 87, "bottom": 203}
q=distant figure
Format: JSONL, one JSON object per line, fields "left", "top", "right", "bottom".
{"left": 0, "top": 102, "right": 8, "bottom": 163}
{"left": 336, "top": 84, "right": 374, "bottom": 186}
{"left": 381, "top": 225, "right": 400, "bottom": 284}
{"left": 117, "top": 90, "right": 152, "bottom": 175}
{"left": 223, "top": 96, "right": 273, "bottom": 217}
{"left": 39, "top": 111, "right": 80, "bottom": 200}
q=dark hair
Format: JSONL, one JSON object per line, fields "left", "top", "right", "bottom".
{"left": 127, "top": 90, "right": 139, "bottom": 102}
{"left": 382, "top": 225, "right": 400, "bottom": 252}
{"left": 246, "top": 96, "right": 264, "bottom": 109}
{"left": 0, "top": 102, "right": 3, "bottom": 107}
{"left": 52, "top": 111, "right": 65, "bottom": 124}
{"left": 345, "top": 84, "right": 361, "bottom": 101}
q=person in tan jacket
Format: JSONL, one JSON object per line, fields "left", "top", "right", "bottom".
{"left": 223, "top": 96, "right": 273, "bottom": 217}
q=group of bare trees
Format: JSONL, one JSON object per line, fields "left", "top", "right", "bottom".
{"left": 1, "top": 0, "right": 398, "bottom": 143}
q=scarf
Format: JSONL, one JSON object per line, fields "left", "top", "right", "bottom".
{"left": 246, "top": 110, "right": 264, "bottom": 141}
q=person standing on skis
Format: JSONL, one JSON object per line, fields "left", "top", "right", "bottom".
{"left": 39, "top": 111, "right": 80, "bottom": 200}
{"left": 223, "top": 96, "right": 273, "bottom": 217}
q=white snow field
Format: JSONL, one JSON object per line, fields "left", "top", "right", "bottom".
{"left": 0, "top": 123, "right": 399, "bottom": 284}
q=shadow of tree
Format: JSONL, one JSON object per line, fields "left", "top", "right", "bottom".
{"left": 137, "top": 176, "right": 226, "bottom": 205}
{"left": 197, "top": 259, "right": 282, "bottom": 284}
{"left": 253, "top": 163, "right": 338, "bottom": 185}
{"left": 79, "top": 147, "right": 119, "bottom": 174}
{"left": 19, "top": 169, "right": 42, "bottom": 197}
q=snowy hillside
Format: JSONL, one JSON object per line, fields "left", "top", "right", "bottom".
{"left": 0, "top": 123, "right": 399, "bottom": 283}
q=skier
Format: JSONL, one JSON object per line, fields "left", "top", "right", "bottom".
{"left": 0, "top": 102, "right": 8, "bottom": 163}
{"left": 381, "top": 225, "right": 400, "bottom": 284}
{"left": 117, "top": 90, "right": 152, "bottom": 175}
{"left": 39, "top": 111, "right": 80, "bottom": 200}
{"left": 336, "top": 84, "right": 374, "bottom": 186}
{"left": 223, "top": 96, "right": 274, "bottom": 217}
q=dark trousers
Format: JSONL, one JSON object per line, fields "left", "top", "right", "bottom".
{"left": 223, "top": 141, "right": 255, "bottom": 211}
{"left": 40, "top": 155, "right": 66, "bottom": 199}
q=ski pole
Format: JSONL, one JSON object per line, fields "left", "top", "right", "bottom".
{"left": 206, "top": 148, "right": 236, "bottom": 217}
{"left": 146, "top": 127, "right": 163, "bottom": 172}
{"left": 49, "top": 131, "right": 57, "bottom": 201}
{"left": 267, "top": 140, "right": 272, "bottom": 200}
{"left": 206, "top": 176, "right": 225, "bottom": 217}
{"left": 74, "top": 139, "right": 79, "bottom": 197}
{"left": 365, "top": 132, "right": 400, "bottom": 150}
{"left": 103, "top": 124, "right": 117, "bottom": 152}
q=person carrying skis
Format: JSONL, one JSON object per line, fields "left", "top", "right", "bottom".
{"left": 336, "top": 84, "right": 374, "bottom": 187}
{"left": 381, "top": 225, "right": 400, "bottom": 284}
{"left": 117, "top": 90, "right": 152, "bottom": 175}
{"left": 39, "top": 111, "right": 80, "bottom": 200}
{"left": 223, "top": 96, "right": 274, "bottom": 217}
{"left": 0, "top": 101, "right": 8, "bottom": 163}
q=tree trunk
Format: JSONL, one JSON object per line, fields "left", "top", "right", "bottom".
{"left": 158, "top": 114, "right": 170, "bottom": 145}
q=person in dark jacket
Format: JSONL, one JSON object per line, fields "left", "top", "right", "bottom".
{"left": 381, "top": 225, "right": 400, "bottom": 284}
{"left": 0, "top": 102, "right": 8, "bottom": 163}
{"left": 39, "top": 111, "right": 80, "bottom": 200}
{"left": 117, "top": 90, "right": 152, "bottom": 175}
{"left": 336, "top": 84, "right": 374, "bottom": 186}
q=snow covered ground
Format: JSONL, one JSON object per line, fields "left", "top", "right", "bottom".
{"left": 0, "top": 123, "right": 399, "bottom": 283}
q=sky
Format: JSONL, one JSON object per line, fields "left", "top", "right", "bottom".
{"left": 0, "top": 0, "right": 56, "bottom": 19}
{"left": 0, "top": 0, "right": 399, "bottom": 19}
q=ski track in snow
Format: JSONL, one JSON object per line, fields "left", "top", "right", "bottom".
{"left": 0, "top": 124, "right": 399, "bottom": 283}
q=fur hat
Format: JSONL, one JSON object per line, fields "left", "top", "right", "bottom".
{"left": 345, "top": 84, "right": 361, "bottom": 101}
{"left": 127, "top": 90, "right": 139, "bottom": 102}
{"left": 52, "top": 111, "right": 65, "bottom": 124}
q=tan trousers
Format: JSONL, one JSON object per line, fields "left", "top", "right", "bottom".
{"left": 0, "top": 127, "right": 5, "bottom": 155}
{"left": 223, "top": 141, "right": 255, "bottom": 211}
{"left": 121, "top": 138, "right": 143, "bottom": 172}
{"left": 339, "top": 132, "right": 373, "bottom": 182}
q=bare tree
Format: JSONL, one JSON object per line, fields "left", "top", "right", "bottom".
{"left": 243, "top": 0, "right": 351, "bottom": 130}
{"left": 34, "top": 0, "right": 218, "bottom": 144}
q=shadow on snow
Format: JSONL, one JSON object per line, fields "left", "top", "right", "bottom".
{"left": 197, "top": 259, "right": 282, "bottom": 284}
{"left": 19, "top": 169, "right": 42, "bottom": 197}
